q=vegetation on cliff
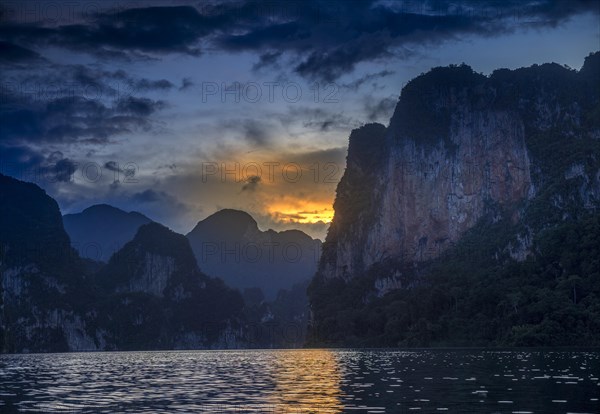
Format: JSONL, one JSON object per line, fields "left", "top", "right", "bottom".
{"left": 308, "top": 52, "right": 600, "bottom": 347}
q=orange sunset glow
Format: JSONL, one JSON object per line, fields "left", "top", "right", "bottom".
{"left": 268, "top": 203, "right": 335, "bottom": 225}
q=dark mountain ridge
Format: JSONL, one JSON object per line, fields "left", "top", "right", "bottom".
{"left": 63, "top": 203, "right": 152, "bottom": 262}
{"left": 187, "top": 208, "right": 321, "bottom": 300}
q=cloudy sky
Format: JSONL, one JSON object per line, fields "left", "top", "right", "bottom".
{"left": 1, "top": 0, "right": 598, "bottom": 239}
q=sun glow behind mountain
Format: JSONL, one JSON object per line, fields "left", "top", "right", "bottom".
{"left": 268, "top": 205, "right": 335, "bottom": 225}
{"left": 187, "top": 152, "right": 343, "bottom": 239}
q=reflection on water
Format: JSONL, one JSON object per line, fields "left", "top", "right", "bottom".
{"left": 0, "top": 349, "right": 599, "bottom": 413}
{"left": 272, "top": 350, "right": 343, "bottom": 413}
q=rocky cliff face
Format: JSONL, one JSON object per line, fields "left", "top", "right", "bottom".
{"left": 0, "top": 176, "right": 246, "bottom": 352}
{"left": 100, "top": 222, "right": 204, "bottom": 296}
{"left": 95, "top": 222, "right": 246, "bottom": 350}
{"left": 0, "top": 174, "right": 99, "bottom": 352}
{"left": 319, "top": 55, "right": 599, "bottom": 282}
{"left": 309, "top": 52, "right": 600, "bottom": 346}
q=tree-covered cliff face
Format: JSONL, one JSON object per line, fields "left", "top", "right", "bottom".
{"left": 0, "top": 175, "right": 246, "bottom": 352}
{"left": 96, "top": 222, "right": 245, "bottom": 350}
{"left": 0, "top": 174, "right": 97, "bottom": 352}
{"left": 308, "top": 52, "right": 600, "bottom": 347}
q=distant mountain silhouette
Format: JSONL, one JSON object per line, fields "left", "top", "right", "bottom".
{"left": 63, "top": 204, "right": 152, "bottom": 262}
{"left": 187, "top": 209, "right": 321, "bottom": 300}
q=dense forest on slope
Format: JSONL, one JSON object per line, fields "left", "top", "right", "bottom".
{"left": 309, "top": 212, "right": 600, "bottom": 346}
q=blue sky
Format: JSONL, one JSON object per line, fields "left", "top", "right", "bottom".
{"left": 1, "top": 0, "right": 598, "bottom": 239}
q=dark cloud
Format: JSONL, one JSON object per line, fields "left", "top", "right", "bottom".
{"left": 132, "top": 188, "right": 187, "bottom": 206}
{"left": 342, "top": 70, "right": 395, "bottom": 91}
{"left": 213, "top": 118, "right": 275, "bottom": 148}
{"left": 288, "top": 147, "right": 347, "bottom": 167}
{"left": 134, "top": 78, "right": 174, "bottom": 91}
{"left": 294, "top": 37, "right": 397, "bottom": 82}
{"left": 219, "top": 21, "right": 305, "bottom": 51}
{"left": 363, "top": 96, "right": 398, "bottom": 122}
{"left": 214, "top": 0, "right": 599, "bottom": 81}
{"left": 0, "top": 93, "right": 164, "bottom": 145}
{"left": 241, "top": 175, "right": 261, "bottom": 192}
{"left": 302, "top": 113, "right": 357, "bottom": 132}
{"left": 157, "top": 163, "right": 178, "bottom": 172}
{"left": 52, "top": 158, "right": 77, "bottom": 182}
{"left": 180, "top": 77, "right": 194, "bottom": 91}
{"left": 1, "top": 1, "right": 596, "bottom": 80}
{"left": 116, "top": 96, "right": 166, "bottom": 117}
{"left": 104, "top": 161, "right": 121, "bottom": 172}
{"left": 109, "top": 180, "right": 120, "bottom": 191}
{"left": 132, "top": 189, "right": 162, "bottom": 203}
{"left": 241, "top": 119, "right": 272, "bottom": 147}
{"left": 285, "top": 107, "right": 359, "bottom": 132}
{"left": 0, "top": 41, "right": 44, "bottom": 65}
{"left": 0, "top": 6, "right": 210, "bottom": 59}
{"left": 252, "top": 51, "right": 283, "bottom": 71}
{"left": 130, "top": 188, "right": 191, "bottom": 223}
{"left": 66, "top": 65, "right": 173, "bottom": 93}
{"left": 0, "top": 145, "right": 76, "bottom": 183}
{"left": 104, "top": 161, "right": 136, "bottom": 179}
{"left": 0, "top": 61, "right": 169, "bottom": 147}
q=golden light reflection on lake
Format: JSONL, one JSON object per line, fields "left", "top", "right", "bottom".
{"left": 270, "top": 349, "right": 343, "bottom": 413}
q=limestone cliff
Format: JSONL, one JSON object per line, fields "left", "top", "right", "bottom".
{"left": 0, "top": 176, "right": 246, "bottom": 352}
{"left": 319, "top": 54, "right": 599, "bottom": 282}
{"left": 309, "top": 52, "right": 600, "bottom": 346}
{"left": 0, "top": 174, "right": 99, "bottom": 352}
{"left": 96, "top": 222, "right": 246, "bottom": 350}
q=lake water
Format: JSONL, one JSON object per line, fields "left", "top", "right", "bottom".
{"left": 1, "top": 349, "right": 599, "bottom": 413}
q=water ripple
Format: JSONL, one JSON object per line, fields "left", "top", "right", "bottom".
{"left": 0, "top": 349, "right": 599, "bottom": 413}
